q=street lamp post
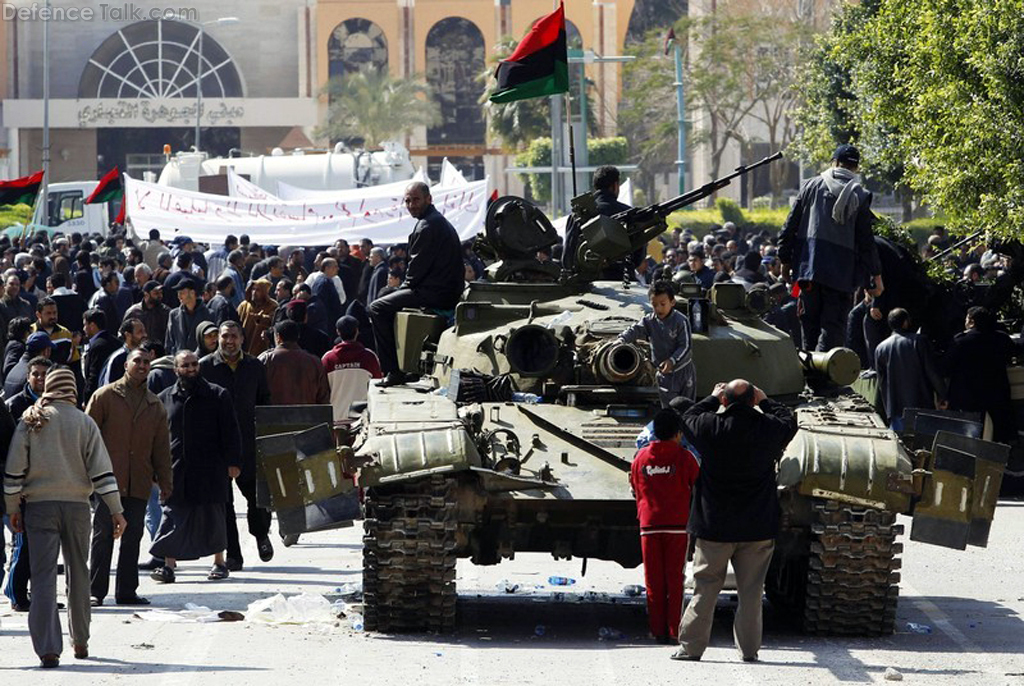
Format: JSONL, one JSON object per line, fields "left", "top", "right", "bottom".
{"left": 194, "top": 17, "right": 239, "bottom": 152}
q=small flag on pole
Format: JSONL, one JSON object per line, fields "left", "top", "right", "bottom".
{"left": 663, "top": 27, "right": 676, "bottom": 56}
{"left": 85, "top": 166, "right": 123, "bottom": 205}
{"left": 489, "top": 3, "right": 569, "bottom": 104}
{"left": 0, "top": 170, "right": 44, "bottom": 207}
{"left": 86, "top": 166, "right": 126, "bottom": 226}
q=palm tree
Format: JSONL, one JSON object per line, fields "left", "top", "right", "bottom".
{"left": 316, "top": 70, "right": 441, "bottom": 147}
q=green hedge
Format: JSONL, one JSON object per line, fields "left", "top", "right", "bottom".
{"left": 516, "top": 137, "right": 628, "bottom": 204}
{"left": 667, "top": 203, "right": 947, "bottom": 249}
{"left": 667, "top": 205, "right": 792, "bottom": 238}
{"left": 0, "top": 204, "right": 33, "bottom": 229}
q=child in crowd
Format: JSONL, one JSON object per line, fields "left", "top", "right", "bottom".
{"left": 618, "top": 280, "right": 695, "bottom": 407}
{"left": 630, "top": 409, "right": 700, "bottom": 643}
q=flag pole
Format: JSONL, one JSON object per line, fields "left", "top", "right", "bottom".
{"left": 565, "top": 91, "right": 577, "bottom": 198}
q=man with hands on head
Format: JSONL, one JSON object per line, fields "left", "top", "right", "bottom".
{"left": 672, "top": 378, "right": 797, "bottom": 664}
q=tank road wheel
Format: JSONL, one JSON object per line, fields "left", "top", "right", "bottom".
{"left": 803, "top": 499, "right": 903, "bottom": 636}
{"left": 362, "top": 474, "right": 458, "bottom": 633}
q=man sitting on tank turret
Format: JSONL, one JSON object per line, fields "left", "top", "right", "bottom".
{"left": 369, "top": 182, "right": 465, "bottom": 387}
{"left": 617, "top": 280, "right": 695, "bottom": 407}
{"left": 562, "top": 165, "right": 641, "bottom": 279}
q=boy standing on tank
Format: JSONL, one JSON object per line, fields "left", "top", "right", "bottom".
{"left": 630, "top": 409, "right": 700, "bottom": 643}
{"left": 618, "top": 280, "right": 695, "bottom": 407}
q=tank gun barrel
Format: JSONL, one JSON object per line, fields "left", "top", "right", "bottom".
{"left": 568, "top": 152, "right": 783, "bottom": 278}
{"left": 616, "top": 151, "right": 784, "bottom": 223}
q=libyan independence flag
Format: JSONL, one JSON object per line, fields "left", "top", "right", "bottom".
{"left": 86, "top": 166, "right": 126, "bottom": 224}
{"left": 0, "top": 170, "right": 43, "bottom": 206}
{"left": 489, "top": 3, "right": 569, "bottom": 103}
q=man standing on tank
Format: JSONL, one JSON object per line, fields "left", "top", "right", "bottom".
{"left": 369, "top": 181, "right": 464, "bottom": 387}
{"left": 778, "top": 144, "right": 884, "bottom": 351}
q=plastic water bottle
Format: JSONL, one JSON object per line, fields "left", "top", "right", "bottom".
{"left": 349, "top": 613, "right": 364, "bottom": 631}
{"left": 534, "top": 624, "right": 546, "bottom": 637}
{"left": 548, "top": 576, "right": 576, "bottom": 586}
{"left": 905, "top": 622, "right": 931, "bottom": 634}
{"left": 547, "top": 310, "right": 573, "bottom": 328}
{"left": 598, "top": 627, "right": 625, "bottom": 640}
{"left": 512, "top": 392, "right": 541, "bottom": 404}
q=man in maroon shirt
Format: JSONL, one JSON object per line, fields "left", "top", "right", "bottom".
{"left": 322, "top": 316, "right": 381, "bottom": 425}
{"left": 630, "top": 409, "right": 700, "bottom": 643}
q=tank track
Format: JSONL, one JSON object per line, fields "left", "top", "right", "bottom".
{"left": 362, "top": 474, "right": 458, "bottom": 633}
{"left": 803, "top": 499, "right": 903, "bottom": 636}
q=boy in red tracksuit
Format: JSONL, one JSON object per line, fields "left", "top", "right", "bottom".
{"left": 630, "top": 408, "right": 700, "bottom": 643}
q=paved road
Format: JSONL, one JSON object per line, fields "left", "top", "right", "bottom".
{"left": 1, "top": 496, "right": 1022, "bottom": 684}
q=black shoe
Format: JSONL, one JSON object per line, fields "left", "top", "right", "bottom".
{"left": 670, "top": 648, "right": 701, "bottom": 661}
{"left": 150, "top": 566, "right": 175, "bottom": 584}
{"left": 73, "top": 644, "right": 89, "bottom": 659}
{"left": 116, "top": 595, "right": 151, "bottom": 606}
{"left": 207, "top": 563, "right": 229, "bottom": 581}
{"left": 377, "top": 371, "right": 410, "bottom": 387}
{"left": 138, "top": 557, "right": 164, "bottom": 571}
{"left": 225, "top": 557, "right": 243, "bottom": 572}
{"left": 743, "top": 654, "right": 758, "bottom": 663}
{"left": 281, "top": 533, "right": 300, "bottom": 547}
{"left": 39, "top": 654, "right": 59, "bottom": 668}
{"left": 90, "top": 597, "right": 103, "bottom": 607}
{"left": 257, "top": 536, "right": 274, "bottom": 562}
{"left": 11, "top": 601, "right": 30, "bottom": 612}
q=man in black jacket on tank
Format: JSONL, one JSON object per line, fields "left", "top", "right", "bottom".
{"left": 368, "top": 182, "right": 464, "bottom": 386}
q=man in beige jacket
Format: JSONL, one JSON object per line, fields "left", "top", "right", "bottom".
{"left": 3, "top": 368, "right": 126, "bottom": 668}
{"left": 86, "top": 348, "right": 173, "bottom": 607}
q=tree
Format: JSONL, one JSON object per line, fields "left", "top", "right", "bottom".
{"left": 790, "top": 0, "right": 1024, "bottom": 233}
{"left": 316, "top": 70, "right": 440, "bottom": 147}
{"left": 618, "top": 29, "right": 682, "bottom": 203}
{"left": 744, "top": 19, "right": 812, "bottom": 205}
{"left": 619, "top": 14, "right": 804, "bottom": 204}
{"left": 790, "top": 0, "right": 911, "bottom": 215}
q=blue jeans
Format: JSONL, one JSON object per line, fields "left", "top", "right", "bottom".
{"left": 145, "top": 485, "right": 161, "bottom": 540}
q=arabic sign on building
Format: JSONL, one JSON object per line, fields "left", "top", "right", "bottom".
{"left": 1, "top": 98, "right": 318, "bottom": 129}
{"left": 76, "top": 100, "right": 246, "bottom": 127}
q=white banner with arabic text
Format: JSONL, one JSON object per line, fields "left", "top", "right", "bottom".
{"left": 125, "top": 176, "right": 488, "bottom": 246}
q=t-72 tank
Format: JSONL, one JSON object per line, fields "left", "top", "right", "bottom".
{"left": 255, "top": 153, "right": 1007, "bottom": 635}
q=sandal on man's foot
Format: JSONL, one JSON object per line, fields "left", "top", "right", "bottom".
{"left": 150, "top": 566, "right": 175, "bottom": 583}
{"left": 207, "top": 563, "right": 229, "bottom": 581}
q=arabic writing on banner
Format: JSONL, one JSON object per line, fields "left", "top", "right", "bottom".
{"left": 125, "top": 176, "right": 489, "bottom": 247}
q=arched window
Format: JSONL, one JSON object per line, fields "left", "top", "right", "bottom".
{"left": 328, "top": 18, "right": 388, "bottom": 80}
{"left": 78, "top": 19, "right": 243, "bottom": 98}
{"left": 425, "top": 17, "right": 485, "bottom": 146}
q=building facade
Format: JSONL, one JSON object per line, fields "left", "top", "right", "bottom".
{"left": 1, "top": 0, "right": 678, "bottom": 194}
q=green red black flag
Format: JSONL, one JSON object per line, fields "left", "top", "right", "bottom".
{"left": 0, "top": 170, "right": 43, "bottom": 207}
{"left": 85, "top": 166, "right": 123, "bottom": 205}
{"left": 489, "top": 3, "right": 569, "bottom": 103}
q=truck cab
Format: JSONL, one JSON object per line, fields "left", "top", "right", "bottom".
{"left": 27, "top": 181, "right": 119, "bottom": 237}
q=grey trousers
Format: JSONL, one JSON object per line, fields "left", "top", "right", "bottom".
{"left": 677, "top": 538, "right": 775, "bottom": 659}
{"left": 24, "top": 500, "right": 92, "bottom": 657}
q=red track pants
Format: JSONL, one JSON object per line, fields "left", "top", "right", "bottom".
{"left": 641, "top": 532, "right": 688, "bottom": 639}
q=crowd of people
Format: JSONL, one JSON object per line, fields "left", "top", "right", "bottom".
{"left": 1, "top": 152, "right": 1019, "bottom": 667}
{"left": 632, "top": 145, "right": 1019, "bottom": 439}
{"left": 0, "top": 214, "right": 413, "bottom": 668}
